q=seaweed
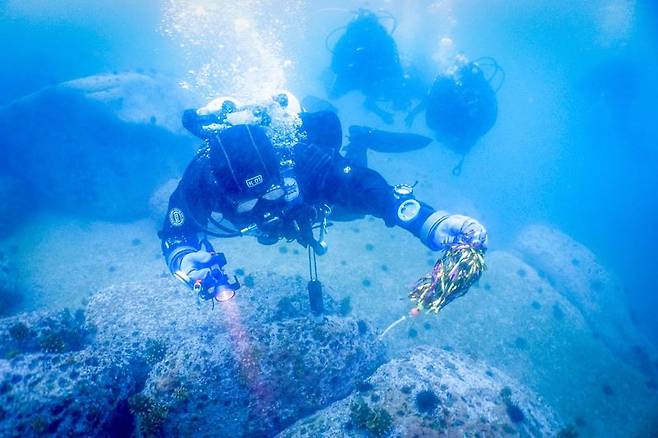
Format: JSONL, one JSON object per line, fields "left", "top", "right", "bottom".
{"left": 33, "top": 308, "right": 94, "bottom": 354}
{"left": 129, "top": 394, "right": 169, "bottom": 437}
{"left": 349, "top": 397, "right": 393, "bottom": 437}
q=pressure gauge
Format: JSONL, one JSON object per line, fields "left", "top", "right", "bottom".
{"left": 397, "top": 199, "right": 421, "bottom": 222}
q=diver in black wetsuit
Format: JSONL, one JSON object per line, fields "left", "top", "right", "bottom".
{"left": 328, "top": 8, "right": 424, "bottom": 124}
{"left": 406, "top": 58, "right": 500, "bottom": 173}
{"left": 160, "top": 93, "right": 487, "bottom": 310}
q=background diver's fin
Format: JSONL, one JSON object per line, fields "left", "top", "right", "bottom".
{"left": 302, "top": 95, "right": 339, "bottom": 114}
{"left": 347, "top": 125, "right": 432, "bottom": 153}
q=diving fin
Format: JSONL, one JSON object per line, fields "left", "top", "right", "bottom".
{"left": 348, "top": 125, "right": 432, "bottom": 153}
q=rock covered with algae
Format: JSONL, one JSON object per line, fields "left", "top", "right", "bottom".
{"left": 0, "top": 308, "right": 139, "bottom": 436}
{"left": 279, "top": 346, "right": 562, "bottom": 437}
{"left": 0, "top": 272, "right": 386, "bottom": 436}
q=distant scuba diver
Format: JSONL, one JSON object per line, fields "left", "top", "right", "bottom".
{"left": 161, "top": 92, "right": 487, "bottom": 313}
{"left": 407, "top": 56, "right": 503, "bottom": 175}
{"left": 327, "top": 8, "right": 425, "bottom": 124}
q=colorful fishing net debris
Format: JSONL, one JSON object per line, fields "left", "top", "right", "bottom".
{"left": 409, "top": 243, "right": 486, "bottom": 314}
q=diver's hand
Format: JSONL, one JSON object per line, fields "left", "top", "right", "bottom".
{"left": 431, "top": 214, "right": 488, "bottom": 251}
{"left": 179, "top": 250, "right": 214, "bottom": 285}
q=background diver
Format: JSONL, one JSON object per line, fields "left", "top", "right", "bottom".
{"left": 326, "top": 8, "right": 426, "bottom": 124}
{"left": 161, "top": 93, "right": 488, "bottom": 312}
{"left": 406, "top": 56, "right": 503, "bottom": 174}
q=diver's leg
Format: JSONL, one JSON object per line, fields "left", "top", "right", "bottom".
{"left": 404, "top": 100, "right": 427, "bottom": 127}
{"left": 364, "top": 96, "right": 395, "bottom": 125}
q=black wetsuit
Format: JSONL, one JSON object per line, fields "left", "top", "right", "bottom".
{"left": 160, "top": 111, "right": 437, "bottom": 272}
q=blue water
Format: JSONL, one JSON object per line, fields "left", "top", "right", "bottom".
{"left": 1, "top": 0, "right": 657, "bottom": 436}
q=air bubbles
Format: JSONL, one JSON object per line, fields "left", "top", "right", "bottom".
{"left": 233, "top": 18, "right": 251, "bottom": 32}
{"left": 162, "top": 0, "right": 306, "bottom": 100}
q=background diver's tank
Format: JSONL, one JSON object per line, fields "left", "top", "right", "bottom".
{"left": 425, "top": 60, "right": 500, "bottom": 154}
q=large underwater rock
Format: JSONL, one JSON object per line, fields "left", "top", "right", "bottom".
{"left": 0, "top": 72, "right": 196, "bottom": 221}
{"left": 383, "top": 250, "right": 658, "bottom": 436}
{"left": 0, "top": 175, "right": 29, "bottom": 238}
{"left": 0, "top": 248, "right": 20, "bottom": 317}
{"left": 0, "top": 272, "right": 386, "bottom": 436}
{"left": 513, "top": 225, "right": 656, "bottom": 375}
{"left": 0, "top": 309, "right": 139, "bottom": 436}
{"left": 280, "top": 346, "right": 562, "bottom": 437}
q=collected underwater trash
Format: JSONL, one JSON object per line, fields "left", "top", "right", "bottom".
{"left": 409, "top": 242, "right": 486, "bottom": 314}
{"left": 379, "top": 243, "right": 486, "bottom": 340}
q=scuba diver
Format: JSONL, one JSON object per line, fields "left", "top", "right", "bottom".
{"left": 406, "top": 56, "right": 503, "bottom": 175}
{"left": 160, "top": 92, "right": 487, "bottom": 313}
{"left": 327, "top": 8, "right": 425, "bottom": 124}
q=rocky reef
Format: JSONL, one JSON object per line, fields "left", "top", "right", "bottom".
{"left": 0, "top": 273, "right": 387, "bottom": 436}
{"left": 0, "top": 270, "right": 568, "bottom": 436}
{"left": 281, "top": 346, "right": 561, "bottom": 437}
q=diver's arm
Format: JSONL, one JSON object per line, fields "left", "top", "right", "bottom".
{"left": 159, "top": 177, "right": 206, "bottom": 275}
{"left": 321, "top": 157, "right": 486, "bottom": 250}
{"left": 159, "top": 154, "right": 239, "bottom": 299}
{"left": 317, "top": 156, "right": 436, "bottom": 246}
{"left": 159, "top": 154, "right": 216, "bottom": 274}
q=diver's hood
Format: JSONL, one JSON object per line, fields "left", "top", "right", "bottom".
{"left": 209, "top": 124, "right": 281, "bottom": 201}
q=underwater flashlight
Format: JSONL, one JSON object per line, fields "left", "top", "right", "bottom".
{"left": 180, "top": 252, "right": 240, "bottom": 303}
{"left": 214, "top": 285, "right": 236, "bottom": 302}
